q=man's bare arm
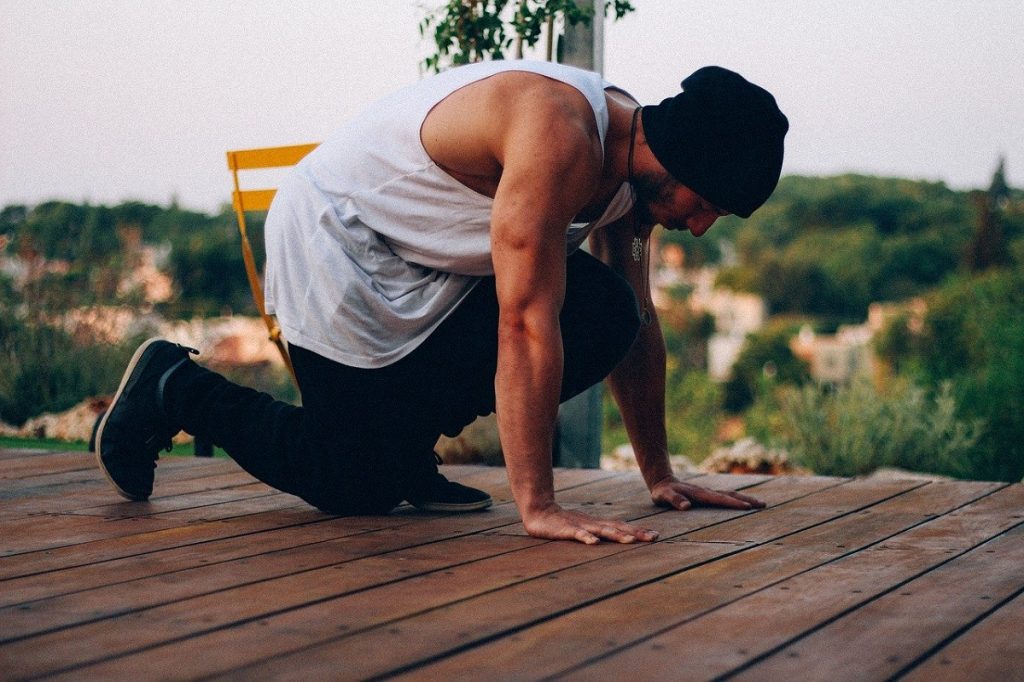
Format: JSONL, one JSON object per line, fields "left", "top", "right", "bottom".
{"left": 488, "top": 87, "right": 658, "bottom": 544}
{"left": 590, "top": 215, "right": 765, "bottom": 511}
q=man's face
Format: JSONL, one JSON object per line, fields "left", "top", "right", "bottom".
{"left": 632, "top": 172, "right": 728, "bottom": 236}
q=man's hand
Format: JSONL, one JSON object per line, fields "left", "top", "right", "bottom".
{"left": 650, "top": 475, "right": 766, "bottom": 511}
{"left": 523, "top": 503, "right": 660, "bottom": 545}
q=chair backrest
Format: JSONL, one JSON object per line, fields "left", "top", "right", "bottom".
{"left": 225, "top": 143, "right": 319, "bottom": 386}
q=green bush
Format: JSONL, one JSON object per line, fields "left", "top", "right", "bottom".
{"left": 723, "top": 325, "right": 810, "bottom": 413}
{"left": 876, "top": 268, "right": 1024, "bottom": 481}
{"left": 768, "top": 380, "right": 982, "bottom": 478}
{"left": 0, "top": 319, "right": 144, "bottom": 426}
{"left": 603, "top": 371, "right": 723, "bottom": 462}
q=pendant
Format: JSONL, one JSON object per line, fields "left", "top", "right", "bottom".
{"left": 632, "top": 236, "right": 643, "bottom": 262}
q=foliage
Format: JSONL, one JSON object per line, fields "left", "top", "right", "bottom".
{"left": 760, "top": 380, "right": 982, "bottom": 478}
{"left": 419, "top": 0, "right": 634, "bottom": 73}
{"left": 0, "top": 199, "right": 258, "bottom": 318}
{"left": 965, "top": 191, "right": 1011, "bottom": 272}
{"left": 603, "top": 307, "right": 719, "bottom": 459}
{"left": 162, "top": 211, "right": 261, "bottom": 318}
{"left": 722, "top": 324, "right": 810, "bottom": 413}
{"left": 0, "top": 315, "right": 145, "bottom": 426}
{"left": 878, "top": 268, "right": 1024, "bottom": 481}
{"left": 713, "top": 174, "right": 975, "bottom": 321}
{"left": 603, "top": 369, "right": 722, "bottom": 461}
{"left": 0, "top": 199, "right": 276, "bottom": 426}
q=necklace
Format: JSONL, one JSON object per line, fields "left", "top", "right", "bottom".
{"left": 627, "top": 106, "right": 652, "bottom": 325}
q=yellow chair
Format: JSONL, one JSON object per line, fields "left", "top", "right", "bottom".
{"left": 226, "top": 142, "right": 319, "bottom": 387}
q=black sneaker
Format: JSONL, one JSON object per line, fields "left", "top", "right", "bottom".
{"left": 95, "top": 338, "right": 198, "bottom": 500}
{"left": 406, "top": 472, "right": 493, "bottom": 513}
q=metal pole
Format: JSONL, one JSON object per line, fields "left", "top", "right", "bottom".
{"left": 554, "top": 0, "right": 605, "bottom": 468}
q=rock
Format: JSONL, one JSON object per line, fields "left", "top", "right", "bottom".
{"left": 0, "top": 396, "right": 194, "bottom": 445}
{"left": 699, "top": 437, "right": 807, "bottom": 475}
{"left": 600, "top": 443, "right": 697, "bottom": 473}
{"left": 865, "top": 467, "right": 951, "bottom": 482}
{"left": 435, "top": 414, "right": 503, "bottom": 466}
{"left": 4, "top": 397, "right": 111, "bottom": 442}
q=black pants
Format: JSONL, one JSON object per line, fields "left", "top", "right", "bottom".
{"left": 164, "top": 250, "right": 641, "bottom": 515}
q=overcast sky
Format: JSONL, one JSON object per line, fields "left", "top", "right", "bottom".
{"left": 2, "top": 1, "right": 1021, "bottom": 213}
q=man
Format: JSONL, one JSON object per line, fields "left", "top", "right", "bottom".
{"left": 96, "top": 60, "right": 787, "bottom": 545}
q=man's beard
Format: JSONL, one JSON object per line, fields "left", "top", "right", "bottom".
{"left": 630, "top": 172, "right": 673, "bottom": 226}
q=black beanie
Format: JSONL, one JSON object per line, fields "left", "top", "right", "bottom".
{"left": 641, "top": 66, "right": 788, "bottom": 218}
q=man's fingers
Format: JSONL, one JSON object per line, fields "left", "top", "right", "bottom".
{"left": 726, "top": 490, "right": 767, "bottom": 508}
{"left": 526, "top": 508, "right": 659, "bottom": 544}
{"left": 664, "top": 492, "right": 691, "bottom": 511}
{"left": 585, "top": 519, "right": 658, "bottom": 544}
{"left": 687, "top": 486, "right": 753, "bottom": 509}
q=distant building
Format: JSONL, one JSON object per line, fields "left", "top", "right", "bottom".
{"left": 690, "top": 270, "right": 767, "bottom": 382}
{"left": 707, "top": 333, "right": 747, "bottom": 381}
{"left": 791, "top": 324, "right": 874, "bottom": 384}
{"left": 652, "top": 260, "right": 769, "bottom": 382}
{"left": 789, "top": 298, "right": 928, "bottom": 385}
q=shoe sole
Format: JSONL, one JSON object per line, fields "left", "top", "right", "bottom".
{"left": 412, "top": 497, "right": 493, "bottom": 513}
{"left": 95, "top": 337, "right": 165, "bottom": 501}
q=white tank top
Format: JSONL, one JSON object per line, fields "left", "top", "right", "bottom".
{"left": 264, "top": 60, "right": 635, "bottom": 368}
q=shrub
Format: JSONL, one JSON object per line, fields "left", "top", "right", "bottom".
{"left": 723, "top": 326, "right": 810, "bottom": 413}
{"left": 0, "top": 319, "right": 143, "bottom": 426}
{"left": 770, "top": 380, "right": 982, "bottom": 478}
{"left": 603, "top": 370, "right": 723, "bottom": 462}
{"left": 879, "top": 268, "right": 1024, "bottom": 481}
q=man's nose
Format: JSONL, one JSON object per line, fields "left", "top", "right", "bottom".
{"left": 688, "top": 212, "right": 718, "bottom": 237}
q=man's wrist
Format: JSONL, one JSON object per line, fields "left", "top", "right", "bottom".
{"left": 639, "top": 459, "right": 675, "bottom": 490}
{"left": 518, "top": 495, "right": 558, "bottom": 518}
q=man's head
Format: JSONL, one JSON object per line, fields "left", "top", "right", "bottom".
{"left": 641, "top": 66, "right": 788, "bottom": 220}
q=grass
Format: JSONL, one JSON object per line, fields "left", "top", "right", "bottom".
{"left": 0, "top": 435, "right": 226, "bottom": 458}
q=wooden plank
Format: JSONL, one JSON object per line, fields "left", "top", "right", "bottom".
{"left": 558, "top": 481, "right": 1014, "bottom": 681}
{"left": 0, "top": 470, "right": 630, "bottom": 615}
{"left": 27, "top": 478, "right": 837, "bottom": 679}
{"left": 0, "top": 515, "right": 390, "bottom": 609}
{"left": 4, "top": 465, "right": 1016, "bottom": 682}
{"left": 0, "top": 505, "right": 332, "bottom": 579}
{"left": 0, "top": 465, "right": 603, "bottom": 580}
{"left": 60, "top": 481, "right": 278, "bottom": 518}
{"left": 0, "top": 474, "right": 722, "bottom": 643}
{"left": 1, "top": 451, "right": 101, "bottom": 479}
{"left": 1, "top": 470, "right": 262, "bottom": 519}
{"left": 730, "top": 521, "right": 1024, "bottom": 682}
{"left": 0, "top": 454, "right": 234, "bottom": 505}
{"left": 900, "top": 590, "right": 1024, "bottom": 681}
{"left": 0, "top": 450, "right": 215, "bottom": 484}
{"left": 1, "top": 515, "right": 184, "bottom": 558}
{"left": 0, "top": 489, "right": 299, "bottom": 557}
{"left": 0, "top": 530, "right": 537, "bottom": 647}
{"left": 377, "top": 480, "right": 987, "bottom": 681}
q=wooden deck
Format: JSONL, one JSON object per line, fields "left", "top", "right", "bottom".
{"left": 2, "top": 448, "right": 1023, "bottom": 681}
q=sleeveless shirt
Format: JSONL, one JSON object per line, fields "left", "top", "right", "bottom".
{"left": 264, "top": 60, "right": 635, "bottom": 368}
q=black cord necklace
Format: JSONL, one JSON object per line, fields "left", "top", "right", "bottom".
{"left": 628, "top": 107, "right": 652, "bottom": 325}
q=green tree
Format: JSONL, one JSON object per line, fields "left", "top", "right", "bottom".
{"left": 420, "top": 0, "right": 634, "bottom": 73}
{"left": 880, "top": 269, "right": 1024, "bottom": 481}
{"left": 965, "top": 160, "right": 1013, "bottom": 272}
{"left": 716, "top": 175, "right": 974, "bottom": 319}
{"left": 723, "top": 325, "right": 810, "bottom": 413}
